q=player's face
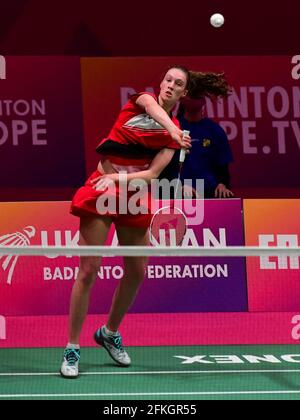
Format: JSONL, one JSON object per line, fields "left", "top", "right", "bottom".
{"left": 160, "top": 69, "right": 188, "bottom": 104}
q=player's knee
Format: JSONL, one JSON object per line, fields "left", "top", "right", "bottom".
{"left": 79, "top": 261, "right": 100, "bottom": 282}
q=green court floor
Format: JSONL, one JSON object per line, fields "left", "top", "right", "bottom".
{"left": 1, "top": 345, "right": 300, "bottom": 400}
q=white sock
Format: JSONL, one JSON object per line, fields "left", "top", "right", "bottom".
{"left": 104, "top": 325, "right": 119, "bottom": 336}
{"left": 67, "top": 343, "right": 80, "bottom": 350}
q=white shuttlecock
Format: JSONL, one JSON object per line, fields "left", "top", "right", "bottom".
{"left": 210, "top": 13, "right": 225, "bottom": 28}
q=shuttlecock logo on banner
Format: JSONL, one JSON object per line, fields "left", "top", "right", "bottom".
{"left": 0, "top": 226, "right": 36, "bottom": 285}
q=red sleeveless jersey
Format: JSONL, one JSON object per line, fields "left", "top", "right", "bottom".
{"left": 96, "top": 92, "right": 180, "bottom": 165}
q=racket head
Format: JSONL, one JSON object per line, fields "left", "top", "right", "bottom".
{"left": 149, "top": 206, "right": 187, "bottom": 246}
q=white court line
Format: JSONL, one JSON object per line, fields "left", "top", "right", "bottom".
{"left": 1, "top": 390, "right": 300, "bottom": 398}
{"left": 1, "top": 369, "right": 300, "bottom": 377}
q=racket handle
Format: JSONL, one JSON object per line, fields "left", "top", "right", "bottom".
{"left": 179, "top": 130, "right": 190, "bottom": 163}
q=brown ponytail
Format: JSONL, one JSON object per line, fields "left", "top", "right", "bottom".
{"left": 188, "top": 71, "right": 232, "bottom": 100}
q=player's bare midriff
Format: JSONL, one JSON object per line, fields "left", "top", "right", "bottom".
{"left": 97, "top": 158, "right": 150, "bottom": 175}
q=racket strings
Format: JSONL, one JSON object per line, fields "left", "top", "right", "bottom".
{"left": 150, "top": 207, "right": 187, "bottom": 246}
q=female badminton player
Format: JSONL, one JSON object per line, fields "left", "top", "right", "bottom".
{"left": 60, "top": 65, "right": 192, "bottom": 378}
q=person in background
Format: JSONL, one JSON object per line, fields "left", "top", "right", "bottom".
{"left": 161, "top": 71, "right": 234, "bottom": 199}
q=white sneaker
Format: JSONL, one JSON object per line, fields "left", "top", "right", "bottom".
{"left": 60, "top": 347, "right": 80, "bottom": 379}
{"left": 94, "top": 326, "right": 131, "bottom": 367}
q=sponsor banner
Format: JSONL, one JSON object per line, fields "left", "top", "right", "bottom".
{"left": 81, "top": 56, "right": 300, "bottom": 192}
{"left": 1, "top": 312, "right": 299, "bottom": 348}
{"left": 0, "top": 56, "right": 85, "bottom": 189}
{"left": 0, "top": 199, "right": 247, "bottom": 315}
{"left": 244, "top": 199, "right": 300, "bottom": 311}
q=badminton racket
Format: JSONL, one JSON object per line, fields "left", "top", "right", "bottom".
{"left": 150, "top": 130, "right": 190, "bottom": 246}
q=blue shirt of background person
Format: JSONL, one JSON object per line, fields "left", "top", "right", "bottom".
{"left": 178, "top": 104, "right": 233, "bottom": 197}
{"left": 160, "top": 94, "right": 234, "bottom": 199}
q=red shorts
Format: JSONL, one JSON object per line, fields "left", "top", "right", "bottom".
{"left": 70, "top": 170, "right": 153, "bottom": 228}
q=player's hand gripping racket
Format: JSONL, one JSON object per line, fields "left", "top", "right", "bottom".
{"left": 150, "top": 130, "right": 190, "bottom": 246}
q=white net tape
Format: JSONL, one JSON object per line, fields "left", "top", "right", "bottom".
{"left": 1, "top": 246, "right": 300, "bottom": 257}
